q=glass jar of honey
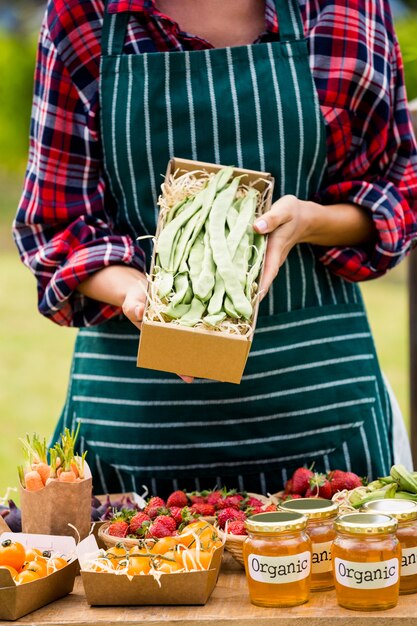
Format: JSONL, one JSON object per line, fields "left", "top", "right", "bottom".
{"left": 242, "top": 512, "right": 312, "bottom": 608}
{"left": 280, "top": 498, "right": 338, "bottom": 591}
{"left": 362, "top": 499, "right": 417, "bottom": 595}
{"left": 332, "top": 513, "right": 401, "bottom": 611}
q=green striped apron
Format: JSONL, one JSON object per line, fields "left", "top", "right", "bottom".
{"left": 55, "top": 0, "right": 393, "bottom": 496}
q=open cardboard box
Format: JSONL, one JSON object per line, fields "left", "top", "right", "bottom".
{"left": 77, "top": 534, "right": 224, "bottom": 606}
{"left": 0, "top": 532, "right": 77, "bottom": 621}
{"left": 137, "top": 157, "right": 274, "bottom": 384}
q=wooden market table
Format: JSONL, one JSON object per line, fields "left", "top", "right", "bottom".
{"left": 1, "top": 553, "right": 417, "bottom": 626}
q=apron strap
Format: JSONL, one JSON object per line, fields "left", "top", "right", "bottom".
{"left": 102, "top": 8, "right": 129, "bottom": 56}
{"left": 273, "top": 0, "right": 304, "bottom": 42}
{"left": 101, "top": 0, "right": 305, "bottom": 56}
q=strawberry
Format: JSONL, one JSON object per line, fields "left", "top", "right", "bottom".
{"left": 129, "top": 512, "right": 151, "bottom": 535}
{"left": 246, "top": 497, "right": 264, "bottom": 509}
{"left": 206, "top": 491, "right": 223, "bottom": 506}
{"left": 168, "top": 506, "right": 183, "bottom": 526}
{"left": 217, "top": 507, "right": 246, "bottom": 530}
{"left": 245, "top": 506, "right": 264, "bottom": 515}
{"left": 166, "top": 490, "right": 188, "bottom": 508}
{"left": 308, "top": 473, "right": 333, "bottom": 499}
{"left": 156, "top": 514, "right": 177, "bottom": 534}
{"left": 223, "top": 494, "right": 245, "bottom": 509}
{"left": 227, "top": 520, "right": 247, "bottom": 536}
{"left": 330, "top": 470, "right": 362, "bottom": 494}
{"left": 148, "top": 517, "right": 174, "bottom": 539}
{"left": 188, "top": 495, "right": 207, "bottom": 505}
{"left": 108, "top": 521, "right": 129, "bottom": 538}
{"left": 284, "top": 479, "right": 293, "bottom": 494}
{"left": 190, "top": 503, "right": 215, "bottom": 517}
{"left": 145, "top": 497, "right": 166, "bottom": 519}
{"left": 291, "top": 467, "right": 314, "bottom": 495}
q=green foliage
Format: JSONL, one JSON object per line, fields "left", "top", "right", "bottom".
{"left": 396, "top": 14, "right": 417, "bottom": 101}
{"left": 0, "top": 31, "right": 36, "bottom": 172}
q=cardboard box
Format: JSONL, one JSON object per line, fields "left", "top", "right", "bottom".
{"left": 0, "top": 532, "right": 77, "bottom": 621}
{"left": 77, "top": 534, "right": 224, "bottom": 606}
{"left": 137, "top": 158, "right": 274, "bottom": 384}
{"left": 20, "top": 463, "right": 92, "bottom": 541}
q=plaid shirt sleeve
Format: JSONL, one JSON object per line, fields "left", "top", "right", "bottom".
{"left": 13, "top": 11, "right": 146, "bottom": 327}
{"left": 313, "top": 4, "right": 417, "bottom": 281}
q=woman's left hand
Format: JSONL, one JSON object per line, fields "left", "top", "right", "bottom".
{"left": 253, "top": 194, "right": 307, "bottom": 299}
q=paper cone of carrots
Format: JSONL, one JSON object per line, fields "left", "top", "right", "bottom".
{"left": 18, "top": 427, "right": 92, "bottom": 540}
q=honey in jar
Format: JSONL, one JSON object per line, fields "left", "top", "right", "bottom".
{"left": 332, "top": 513, "right": 401, "bottom": 611}
{"left": 280, "top": 498, "right": 338, "bottom": 591}
{"left": 362, "top": 499, "right": 417, "bottom": 595}
{"left": 242, "top": 512, "right": 312, "bottom": 608}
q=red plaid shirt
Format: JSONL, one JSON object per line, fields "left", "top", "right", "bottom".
{"left": 13, "top": 0, "right": 417, "bottom": 326}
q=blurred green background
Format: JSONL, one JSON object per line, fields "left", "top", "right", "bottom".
{"left": 0, "top": 1, "right": 416, "bottom": 498}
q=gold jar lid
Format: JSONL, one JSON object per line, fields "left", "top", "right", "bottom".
{"left": 280, "top": 498, "right": 339, "bottom": 520}
{"left": 334, "top": 513, "right": 398, "bottom": 535}
{"left": 362, "top": 499, "right": 417, "bottom": 522}
{"left": 245, "top": 511, "right": 307, "bottom": 533}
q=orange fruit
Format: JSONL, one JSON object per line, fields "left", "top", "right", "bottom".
{"left": 129, "top": 543, "right": 151, "bottom": 556}
{"left": 0, "top": 565, "right": 18, "bottom": 578}
{"left": 127, "top": 555, "right": 151, "bottom": 575}
{"left": 15, "top": 570, "right": 40, "bottom": 585}
{"left": 106, "top": 544, "right": 127, "bottom": 567}
{"left": 179, "top": 521, "right": 217, "bottom": 549}
{"left": 22, "top": 560, "right": 48, "bottom": 578}
{"left": 149, "top": 536, "right": 178, "bottom": 555}
{"left": 24, "top": 548, "right": 43, "bottom": 562}
{"left": 46, "top": 557, "right": 67, "bottom": 575}
{"left": 0, "top": 540, "right": 26, "bottom": 571}
{"left": 155, "top": 557, "right": 182, "bottom": 574}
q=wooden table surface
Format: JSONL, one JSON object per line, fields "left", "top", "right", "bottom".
{"left": 2, "top": 553, "right": 417, "bottom": 626}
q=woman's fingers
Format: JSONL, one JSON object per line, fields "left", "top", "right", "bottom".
{"left": 179, "top": 375, "right": 194, "bottom": 383}
{"left": 122, "top": 279, "right": 147, "bottom": 330}
{"left": 254, "top": 194, "right": 298, "bottom": 234}
{"left": 253, "top": 195, "right": 305, "bottom": 298}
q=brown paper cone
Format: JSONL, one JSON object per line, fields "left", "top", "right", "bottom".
{"left": 20, "top": 477, "right": 92, "bottom": 540}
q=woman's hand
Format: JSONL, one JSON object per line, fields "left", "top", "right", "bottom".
{"left": 253, "top": 194, "right": 376, "bottom": 298}
{"left": 253, "top": 195, "right": 307, "bottom": 298}
{"left": 77, "top": 265, "right": 194, "bottom": 383}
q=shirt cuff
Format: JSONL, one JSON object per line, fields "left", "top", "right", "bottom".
{"left": 38, "top": 236, "right": 146, "bottom": 326}
{"left": 314, "top": 178, "right": 417, "bottom": 281}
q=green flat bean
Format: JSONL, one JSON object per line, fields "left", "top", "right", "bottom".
{"left": 178, "top": 297, "right": 206, "bottom": 327}
{"left": 157, "top": 269, "right": 174, "bottom": 299}
{"left": 194, "top": 229, "right": 215, "bottom": 301}
{"left": 165, "top": 198, "right": 189, "bottom": 224}
{"left": 164, "top": 303, "right": 191, "bottom": 319}
{"left": 207, "top": 271, "right": 225, "bottom": 315}
{"left": 171, "top": 261, "right": 190, "bottom": 307}
{"left": 245, "top": 233, "right": 266, "bottom": 300}
{"left": 203, "top": 312, "right": 227, "bottom": 327}
{"left": 188, "top": 232, "right": 205, "bottom": 294}
{"left": 224, "top": 296, "right": 239, "bottom": 319}
{"left": 208, "top": 178, "right": 252, "bottom": 320}
{"left": 171, "top": 209, "right": 202, "bottom": 273}
{"left": 227, "top": 189, "right": 257, "bottom": 258}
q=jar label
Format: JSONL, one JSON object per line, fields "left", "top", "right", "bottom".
{"left": 401, "top": 547, "right": 417, "bottom": 577}
{"left": 248, "top": 552, "right": 311, "bottom": 585}
{"left": 335, "top": 558, "right": 399, "bottom": 589}
{"left": 312, "top": 540, "right": 333, "bottom": 574}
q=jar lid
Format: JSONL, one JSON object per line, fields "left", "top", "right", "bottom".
{"left": 362, "top": 499, "right": 417, "bottom": 521}
{"left": 334, "top": 513, "right": 398, "bottom": 535}
{"left": 245, "top": 512, "right": 307, "bottom": 533}
{"left": 280, "top": 498, "right": 339, "bottom": 520}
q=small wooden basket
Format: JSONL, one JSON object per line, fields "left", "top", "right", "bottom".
{"left": 217, "top": 529, "right": 247, "bottom": 567}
